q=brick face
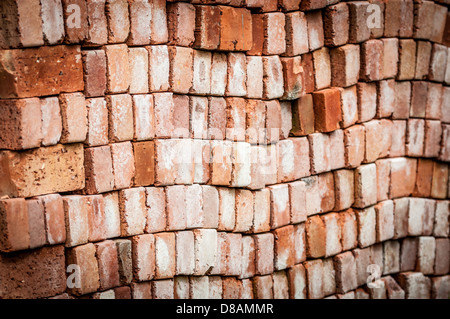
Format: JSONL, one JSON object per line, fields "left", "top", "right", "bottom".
{"left": 0, "top": 0, "right": 447, "bottom": 301}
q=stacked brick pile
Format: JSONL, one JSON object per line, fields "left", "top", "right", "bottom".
{"left": 0, "top": 0, "right": 449, "bottom": 299}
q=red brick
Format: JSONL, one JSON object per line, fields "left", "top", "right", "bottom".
{"left": 106, "top": 95, "right": 133, "bottom": 142}
{"left": 312, "top": 88, "right": 342, "bottom": 133}
{"left": 360, "top": 40, "right": 384, "bottom": 81}
{"left": 175, "top": 231, "right": 194, "bottom": 276}
{"left": 67, "top": 243, "right": 100, "bottom": 295}
{"left": 86, "top": 195, "right": 107, "bottom": 242}
{"left": 308, "top": 133, "right": 331, "bottom": 174}
{"left": 127, "top": 0, "right": 151, "bottom": 45}
{"left": 26, "top": 199, "right": 46, "bottom": 249}
{"left": 113, "top": 239, "right": 132, "bottom": 285}
{"left": 340, "top": 209, "right": 358, "bottom": 251}
{"left": 426, "top": 83, "right": 443, "bottom": 120}
{"left": 128, "top": 48, "right": 149, "bottom": 94}
{"left": 355, "top": 207, "right": 377, "bottom": 248}
{"left": 435, "top": 238, "right": 450, "bottom": 275}
{"left": 334, "top": 169, "right": 355, "bottom": 211}
{"left": 293, "top": 223, "right": 306, "bottom": 264}
{"left": 431, "top": 276, "right": 450, "bottom": 299}
{"left": 0, "top": 98, "right": 42, "bottom": 150}
{"left": 119, "top": 187, "right": 146, "bottom": 237}
{"left": 167, "top": 2, "right": 195, "bottom": 47}
{"left": 62, "top": 196, "right": 89, "bottom": 248}
{"left": 424, "top": 120, "right": 442, "bottom": 158}
{"left": 168, "top": 46, "right": 193, "bottom": 94}
{"left": 389, "top": 157, "right": 417, "bottom": 198}
{"left": 348, "top": 1, "right": 371, "bottom": 43}
{"left": 193, "top": 229, "right": 217, "bottom": 276}
{"left": 252, "top": 233, "right": 274, "bottom": 276}
{"left": 58, "top": 93, "right": 87, "bottom": 144}
{"left": 410, "top": 81, "right": 428, "bottom": 118}
{"left": 339, "top": 86, "right": 358, "bottom": 129}
{"left": 413, "top": 0, "right": 435, "bottom": 40}
{"left": 280, "top": 56, "right": 304, "bottom": 100}
{"left": 154, "top": 233, "right": 176, "bottom": 280}
{"left": 324, "top": 3, "right": 349, "bottom": 47}
{"left": 356, "top": 82, "right": 377, "bottom": 123}
{"left": 306, "top": 215, "right": 326, "bottom": 259}
{"left": 164, "top": 185, "right": 187, "bottom": 231}
{"left": 304, "top": 259, "right": 324, "bottom": 299}
{"left": 210, "top": 141, "right": 233, "bottom": 186}
{"left": 396, "top": 272, "right": 431, "bottom": 299}
{"left": 284, "top": 12, "right": 309, "bottom": 57}
{"left": 262, "top": 56, "right": 284, "bottom": 100}
{"left": 306, "top": 10, "right": 324, "bottom": 51}
{"left": 111, "top": 142, "right": 135, "bottom": 190}
{"left": 131, "top": 234, "right": 155, "bottom": 281}
{"left": 105, "top": 44, "right": 130, "bottom": 94}
{"left": 415, "top": 41, "right": 432, "bottom": 80}
{"left": 247, "top": 14, "right": 264, "bottom": 56}
{"left": 154, "top": 93, "right": 175, "bottom": 139}
{"left": 95, "top": 240, "right": 120, "bottom": 290}
{"left": 389, "top": 120, "right": 406, "bottom": 158}
{"left": 0, "top": 45, "right": 83, "bottom": 99}
{"left": 330, "top": 45, "right": 360, "bottom": 88}
{"left": 0, "top": 245, "right": 65, "bottom": 299}
{"left": 84, "top": 146, "right": 114, "bottom": 194}
{"left": 312, "top": 47, "right": 331, "bottom": 90}
{"left": 245, "top": 57, "right": 263, "bottom": 100}
{"left": 151, "top": 280, "right": 174, "bottom": 299}
{"left": 392, "top": 82, "right": 411, "bottom": 120}
{"left": 132, "top": 142, "right": 155, "bottom": 187}
{"left": 208, "top": 97, "right": 227, "bottom": 140}
{"left": 189, "top": 96, "right": 209, "bottom": 139}
{"left": 245, "top": 100, "right": 265, "bottom": 144}
{"left": 40, "top": 97, "right": 62, "bottom": 147}
{"left": 101, "top": 192, "right": 121, "bottom": 239}
{"left": 286, "top": 264, "right": 306, "bottom": 299}
{"left": 193, "top": 5, "right": 220, "bottom": 50}
{"left": 191, "top": 51, "right": 212, "bottom": 95}
{"left": 406, "top": 119, "right": 425, "bottom": 157}
{"left": 147, "top": 45, "right": 170, "bottom": 92}
{"left": 0, "top": 198, "right": 30, "bottom": 252}
{"left": 368, "top": 0, "right": 385, "bottom": 38}
{"left": 431, "top": 162, "right": 449, "bottom": 199}
{"left": 226, "top": 53, "right": 247, "bottom": 97}
{"left": 218, "top": 6, "right": 252, "bottom": 51}
{"left": 85, "top": 98, "right": 108, "bottom": 147}
{"left": 0, "top": 0, "right": 44, "bottom": 48}
{"left": 40, "top": 0, "right": 65, "bottom": 45}
{"left": 301, "top": 53, "right": 315, "bottom": 94}
{"left": 105, "top": 0, "right": 129, "bottom": 43}
{"left": 440, "top": 124, "right": 450, "bottom": 162}
{"left": 85, "top": 0, "right": 108, "bottom": 46}
{"left": 322, "top": 213, "right": 342, "bottom": 257}
{"left": 334, "top": 251, "right": 358, "bottom": 294}
{"left": 262, "top": 13, "right": 286, "bottom": 55}
{"left": 291, "top": 94, "right": 314, "bottom": 136}
{"left": 233, "top": 189, "right": 253, "bottom": 233}
{"left": 397, "top": 39, "right": 416, "bottom": 80}
{"left": 150, "top": 0, "right": 168, "bottom": 44}
{"left": 225, "top": 97, "right": 246, "bottom": 142}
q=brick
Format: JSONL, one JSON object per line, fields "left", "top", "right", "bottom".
{"left": 111, "top": 142, "right": 135, "bottom": 190}
{"left": 406, "top": 119, "right": 425, "bottom": 157}
{"left": 324, "top": 3, "right": 349, "bottom": 47}
{"left": 193, "top": 5, "right": 220, "bottom": 50}
{"left": 424, "top": 120, "right": 442, "bottom": 157}
{"left": 58, "top": 93, "right": 87, "bottom": 144}
{"left": 375, "top": 159, "right": 391, "bottom": 202}
{"left": 291, "top": 94, "right": 315, "bottom": 136}
{"left": 363, "top": 120, "right": 385, "bottom": 162}
{"left": 234, "top": 189, "right": 253, "bottom": 233}
{"left": 416, "top": 236, "right": 436, "bottom": 275}
{"left": 144, "top": 188, "right": 165, "bottom": 234}
{"left": 247, "top": 13, "right": 264, "bottom": 56}
{"left": 415, "top": 41, "right": 432, "bottom": 80}
{"left": 245, "top": 100, "right": 265, "bottom": 144}
{"left": 262, "top": 13, "right": 286, "bottom": 55}
{"left": 376, "top": 80, "right": 395, "bottom": 118}
{"left": 413, "top": 0, "right": 435, "bottom": 40}
{"left": 95, "top": 240, "right": 120, "bottom": 290}
{"left": 40, "top": 97, "right": 62, "bottom": 147}
{"left": 0, "top": 98, "right": 42, "bottom": 150}
{"left": 352, "top": 247, "right": 371, "bottom": 286}
{"left": 193, "top": 140, "right": 210, "bottom": 184}
{"left": 431, "top": 162, "right": 449, "bottom": 199}
{"left": 286, "top": 264, "right": 307, "bottom": 299}
{"left": 62, "top": 196, "right": 88, "bottom": 248}
{"left": 357, "top": 82, "right": 377, "bottom": 123}
{"left": 393, "top": 82, "right": 411, "bottom": 119}
{"left": 291, "top": 137, "right": 310, "bottom": 180}
{"left": 85, "top": 98, "right": 108, "bottom": 147}
{"left": 433, "top": 201, "right": 449, "bottom": 237}
{"left": 189, "top": 276, "right": 209, "bottom": 299}
{"left": 26, "top": 199, "right": 46, "bottom": 249}
{"left": 334, "top": 251, "right": 357, "bottom": 294}
{"left": 0, "top": 198, "right": 30, "bottom": 252}
{"left": 399, "top": 238, "right": 418, "bottom": 272}
{"left": 431, "top": 276, "right": 450, "bottom": 299}
{"left": 406, "top": 198, "right": 425, "bottom": 237}
{"left": 410, "top": 81, "right": 428, "bottom": 118}
{"left": 133, "top": 142, "right": 155, "bottom": 187}
{"left": 168, "top": 46, "right": 193, "bottom": 94}
{"left": 119, "top": 187, "right": 146, "bottom": 237}
{"left": 273, "top": 271, "right": 289, "bottom": 299}
{"left": 167, "top": 2, "right": 195, "bottom": 47}
{"left": 293, "top": 223, "right": 306, "bottom": 264}
{"left": 265, "top": 100, "right": 282, "bottom": 144}
{"left": 304, "top": 260, "right": 324, "bottom": 299}
{"left": 280, "top": 57, "right": 304, "bottom": 100}
{"left": 240, "top": 236, "right": 256, "bottom": 279}
{"left": 312, "top": 88, "right": 342, "bottom": 133}
{"left": 40, "top": 0, "right": 65, "bottom": 45}
{"left": 301, "top": 53, "right": 315, "bottom": 94}
{"left": 147, "top": 45, "right": 170, "bottom": 92}
{"left": 368, "top": 0, "right": 385, "bottom": 38}
{"left": 284, "top": 12, "right": 309, "bottom": 57}
{"left": 113, "top": 239, "right": 132, "bottom": 285}
{"left": 244, "top": 57, "right": 264, "bottom": 100}
{"left": 154, "top": 93, "right": 175, "bottom": 139}
{"left": 344, "top": 125, "right": 365, "bottom": 168}
{"left": 107, "top": 95, "right": 133, "bottom": 143}
{"left": 105, "top": 0, "right": 129, "bottom": 43}
{"left": 440, "top": 124, "right": 450, "bottom": 161}
{"left": 308, "top": 133, "right": 331, "bottom": 174}
{"left": 95, "top": 189, "right": 117, "bottom": 234}
{"left": 306, "top": 11, "right": 324, "bottom": 51}
{"left": 193, "top": 229, "right": 217, "bottom": 275}
{"left": 423, "top": 199, "right": 436, "bottom": 236}
{"left": 85, "top": 0, "right": 107, "bottom": 46}
{"left": 431, "top": 4, "right": 448, "bottom": 43}
{"left": 426, "top": 83, "right": 443, "bottom": 120}
{"left": 268, "top": 185, "right": 290, "bottom": 229}
{"left": 210, "top": 141, "right": 232, "bottom": 186}
{"left": 226, "top": 53, "right": 247, "bottom": 97}
{"left": 435, "top": 239, "right": 450, "bottom": 275}
{"left": 219, "top": 6, "right": 252, "bottom": 51}
{"left": 66, "top": 243, "right": 100, "bottom": 295}
{"left": 318, "top": 172, "right": 335, "bottom": 213}
{"left": 174, "top": 231, "right": 195, "bottom": 276}
{"left": 389, "top": 158, "right": 417, "bottom": 198}
{"left": 397, "top": 39, "right": 416, "bottom": 80}
{"left": 330, "top": 44, "right": 360, "bottom": 88}
{"left": 322, "top": 213, "right": 342, "bottom": 257}
{"left": 262, "top": 55, "right": 284, "bottom": 100}
{"left": 86, "top": 195, "right": 106, "bottom": 243}
{"left": 305, "top": 215, "right": 326, "bottom": 259}
{"left": 128, "top": 48, "right": 149, "bottom": 94}
{"left": 252, "top": 233, "right": 274, "bottom": 276}
{"left": 334, "top": 170, "right": 355, "bottom": 211}
{"left": 149, "top": 0, "right": 168, "bottom": 44}
{"left": 164, "top": 185, "right": 186, "bottom": 231}
{"left": 348, "top": 1, "right": 371, "bottom": 43}
{"left": 84, "top": 146, "right": 114, "bottom": 194}
{"left": 356, "top": 207, "right": 376, "bottom": 248}
{"left": 126, "top": 0, "right": 151, "bottom": 45}
{"left": 105, "top": 44, "right": 130, "bottom": 94}
{"left": 0, "top": 0, "right": 44, "bottom": 48}
{"left": 191, "top": 51, "right": 212, "bottom": 95}
{"left": 397, "top": 272, "right": 431, "bottom": 299}
{"left": 280, "top": 102, "right": 293, "bottom": 140}
{"left": 153, "top": 233, "right": 176, "bottom": 280}
{"left": 381, "top": 275, "right": 405, "bottom": 299}
{"left": 354, "top": 164, "right": 377, "bottom": 208}
{"left": 339, "top": 209, "right": 358, "bottom": 251}
{"left": 374, "top": 200, "right": 395, "bottom": 242}
{"left": 131, "top": 234, "right": 155, "bottom": 281}
{"left": 389, "top": 120, "right": 406, "bottom": 158}
{"left": 0, "top": 45, "right": 83, "bottom": 99}
{"left": 152, "top": 280, "right": 174, "bottom": 299}
{"left": 360, "top": 39, "right": 383, "bottom": 81}
{"left": 312, "top": 47, "right": 331, "bottom": 91}
{"left": 0, "top": 143, "right": 84, "bottom": 198}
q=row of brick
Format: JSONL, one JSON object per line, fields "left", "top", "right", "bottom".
{"left": 52, "top": 273, "right": 450, "bottom": 299}
{"left": 1, "top": 156, "right": 448, "bottom": 252}
{"left": 1, "top": 0, "right": 448, "bottom": 52}
{"left": 1, "top": 232, "right": 448, "bottom": 298}
{"left": 3, "top": 78, "right": 449, "bottom": 151}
